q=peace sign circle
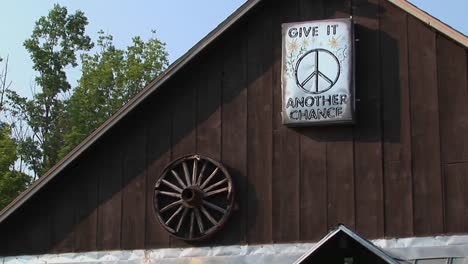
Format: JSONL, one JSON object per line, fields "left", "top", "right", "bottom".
{"left": 295, "top": 49, "right": 341, "bottom": 94}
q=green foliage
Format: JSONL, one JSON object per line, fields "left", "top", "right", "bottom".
{"left": 23, "top": 4, "right": 93, "bottom": 93}
{"left": 0, "top": 124, "right": 30, "bottom": 209}
{"left": 0, "top": 171, "right": 30, "bottom": 209}
{"left": 0, "top": 55, "right": 12, "bottom": 118}
{"left": 6, "top": 4, "right": 168, "bottom": 182}
{"left": 0, "top": 4, "right": 168, "bottom": 209}
{"left": 59, "top": 30, "right": 168, "bottom": 157}
{"left": 10, "top": 4, "right": 93, "bottom": 177}
{"left": 0, "top": 125, "right": 16, "bottom": 171}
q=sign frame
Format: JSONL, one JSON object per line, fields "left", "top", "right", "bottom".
{"left": 281, "top": 18, "right": 355, "bottom": 126}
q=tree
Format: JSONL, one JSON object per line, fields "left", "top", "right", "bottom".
{"left": 6, "top": 5, "right": 168, "bottom": 179}
{"left": 0, "top": 57, "right": 30, "bottom": 209}
{"left": 10, "top": 4, "right": 93, "bottom": 177}
{"left": 59, "top": 30, "right": 168, "bottom": 157}
{"left": 0, "top": 124, "right": 30, "bottom": 209}
{"left": 0, "top": 56, "right": 12, "bottom": 119}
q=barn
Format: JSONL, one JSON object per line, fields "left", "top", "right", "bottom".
{"left": 1, "top": 0, "right": 467, "bottom": 263}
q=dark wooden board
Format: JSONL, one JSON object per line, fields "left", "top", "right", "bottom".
{"left": 121, "top": 113, "right": 147, "bottom": 249}
{"left": 50, "top": 169, "right": 77, "bottom": 253}
{"left": 145, "top": 92, "right": 172, "bottom": 248}
{"left": 96, "top": 132, "right": 123, "bottom": 250}
{"left": 326, "top": 135, "right": 355, "bottom": 229}
{"left": 0, "top": 221, "right": 8, "bottom": 254}
{"left": 296, "top": 0, "right": 329, "bottom": 242}
{"left": 437, "top": 35, "right": 468, "bottom": 163}
{"left": 352, "top": 0, "right": 384, "bottom": 239}
{"left": 196, "top": 45, "right": 224, "bottom": 243}
{"left": 171, "top": 68, "right": 197, "bottom": 156}
{"left": 272, "top": 128, "right": 300, "bottom": 242}
{"left": 74, "top": 153, "right": 98, "bottom": 252}
{"left": 408, "top": 16, "right": 444, "bottom": 235}
{"left": 220, "top": 25, "right": 248, "bottom": 244}
{"left": 380, "top": 0, "right": 414, "bottom": 237}
{"left": 324, "top": 0, "right": 352, "bottom": 19}
{"left": 0, "top": 222, "right": 5, "bottom": 253}
{"left": 170, "top": 69, "right": 197, "bottom": 247}
{"left": 436, "top": 35, "right": 468, "bottom": 234}
{"left": 323, "top": 0, "right": 355, "bottom": 231}
{"left": 15, "top": 192, "right": 51, "bottom": 254}
{"left": 445, "top": 163, "right": 468, "bottom": 233}
{"left": 271, "top": 0, "right": 300, "bottom": 243}
{"left": 246, "top": 2, "right": 273, "bottom": 244}
{"left": 196, "top": 48, "right": 222, "bottom": 160}
{"left": 0, "top": 212, "right": 22, "bottom": 254}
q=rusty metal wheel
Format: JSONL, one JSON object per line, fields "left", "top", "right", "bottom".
{"left": 153, "top": 154, "right": 235, "bottom": 241}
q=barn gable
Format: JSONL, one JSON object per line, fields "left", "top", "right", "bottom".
{"left": 0, "top": 0, "right": 467, "bottom": 260}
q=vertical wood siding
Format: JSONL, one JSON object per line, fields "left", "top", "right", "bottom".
{"left": 0, "top": 0, "right": 467, "bottom": 255}
{"left": 272, "top": 0, "right": 300, "bottom": 244}
{"left": 380, "top": 0, "right": 414, "bottom": 237}
{"left": 297, "top": 0, "right": 328, "bottom": 243}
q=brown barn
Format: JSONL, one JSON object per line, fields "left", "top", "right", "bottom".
{"left": 0, "top": 0, "right": 467, "bottom": 263}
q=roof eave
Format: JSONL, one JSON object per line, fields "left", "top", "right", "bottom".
{"left": 387, "top": 0, "right": 467, "bottom": 47}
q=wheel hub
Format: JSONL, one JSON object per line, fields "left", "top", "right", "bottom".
{"left": 181, "top": 187, "right": 203, "bottom": 208}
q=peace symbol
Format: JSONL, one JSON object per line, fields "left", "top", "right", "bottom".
{"left": 294, "top": 49, "right": 341, "bottom": 94}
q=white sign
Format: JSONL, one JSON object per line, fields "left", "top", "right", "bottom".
{"left": 282, "top": 18, "right": 354, "bottom": 126}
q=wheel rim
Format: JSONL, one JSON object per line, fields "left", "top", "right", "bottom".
{"left": 153, "top": 154, "right": 235, "bottom": 241}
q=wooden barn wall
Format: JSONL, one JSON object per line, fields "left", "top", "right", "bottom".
{"left": 1, "top": 0, "right": 467, "bottom": 255}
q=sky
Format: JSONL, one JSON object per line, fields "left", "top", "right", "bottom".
{"left": 0, "top": 0, "right": 466, "bottom": 99}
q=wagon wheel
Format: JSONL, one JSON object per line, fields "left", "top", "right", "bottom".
{"left": 153, "top": 154, "right": 235, "bottom": 241}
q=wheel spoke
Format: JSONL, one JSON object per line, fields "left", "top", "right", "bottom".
{"left": 170, "top": 170, "right": 187, "bottom": 189}
{"left": 204, "top": 187, "right": 228, "bottom": 197}
{"left": 200, "top": 167, "right": 219, "bottom": 189}
{"left": 160, "top": 200, "right": 182, "bottom": 213}
{"left": 183, "top": 161, "right": 191, "bottom": 186}
{"left": 197, "top": 162, "right": 207, "bottom": 185}
{"left": 158, "top": 191, "right": 180, "bottom": 198}
{"left": 201, "top": 205, "right": 217, "bottom": 225}
{"left": 176, "top": 208, "right": 189, "bottom": 233}
{"left": 165, "top": 205, "right": 183, "bottom": 225}
{"left": 203, "top": 200, "right": 227, "bottom": 214}
{"left": 162, "top": 179, "right": 182, "bottom": 193}
{"left": 192, "top": 159, "right": 198, "bottom": 186}
{"left": 189, "top": 211, "right": 195, "bottom": 239}
{"left": 194, "top": 208, "right": 205, "bottom": 233}
{"left": 204, "top": 178, "right": 227, "bottom": 192}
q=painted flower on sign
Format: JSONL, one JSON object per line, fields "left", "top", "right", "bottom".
{"left": 328, "top": 36, "right": 340, "bottom": 49}
{"left": 288, "top": 39, "right": 298, "bottom": 53}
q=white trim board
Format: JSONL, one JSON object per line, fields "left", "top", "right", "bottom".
{"left": 2, "top": 234, "right": 468, "bottom": 263}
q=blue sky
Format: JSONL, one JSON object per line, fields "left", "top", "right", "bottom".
{"left": 0, "top": 0, "right": 466, "bottom": 98}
